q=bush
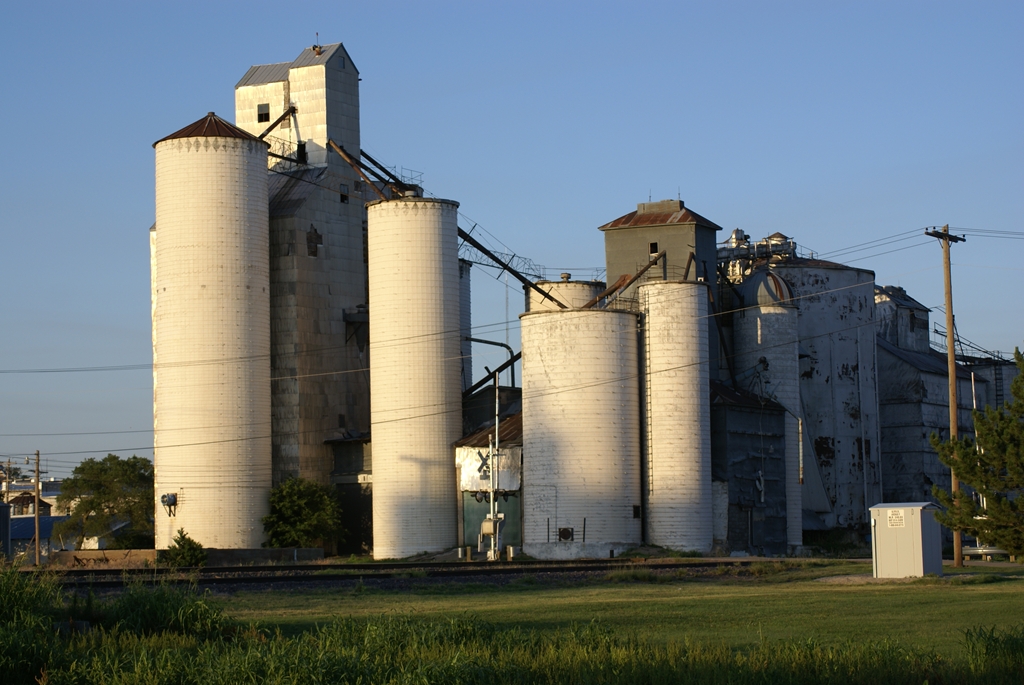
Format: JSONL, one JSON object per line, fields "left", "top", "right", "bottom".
{"left": 262, "top": 477, "right": 344, "bottom": 548}
{"left": 159, "top": 528, "right": 207, "bottom": 568}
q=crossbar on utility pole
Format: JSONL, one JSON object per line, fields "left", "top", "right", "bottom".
{"left": 925, "top": 224, "right": 966, "bottom": 568}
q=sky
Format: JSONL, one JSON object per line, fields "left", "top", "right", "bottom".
{"left": 0, "top": 1, "right": 1021, "bottom": 478}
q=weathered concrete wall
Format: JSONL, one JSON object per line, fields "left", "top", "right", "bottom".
{"left": 710, "top": 403, "right": 787, "bottom": 556}
{"left": 878, "top": 345, "right": 978, "bottom": 504}
{"left": 775, "top": 262, "right": 882, "bottom": 529}
{"left": 235, "top": 47, "right": 369, "bottom": 487}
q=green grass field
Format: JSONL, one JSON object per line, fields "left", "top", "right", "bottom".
{"left": 216, "top": 560, "right": 1024, "bottom": 655}
{"left": 5, "top": 561, "right": 1024, "bottom": 684}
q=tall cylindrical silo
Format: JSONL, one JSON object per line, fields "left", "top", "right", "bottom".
{"left": 459, "top": 259, "right": 473, "bottom": 391}
{"left": 152, "top": 113, "right": 271, "bottom": 549}
{"left": 520, "top": 309, "right": 642, "bottom": 559}
{"left": 733, "top": 269, "right": 802, "bottom": 547}
{"left": 639, "top": 281, "right": 712, "bottom": 552}
{"left": 525, "top": 278, "right": 605, "bottom": 311}
{"left": 368, "top": 196, "right": 461, "bottom": 559}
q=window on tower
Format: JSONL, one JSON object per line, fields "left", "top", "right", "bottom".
{"left": 257, "top": 103, "right": 270, "bottom": 123}
{"left": 340, "top": 184, "right": 349, "bottom": 204}
{"left": 307, "top": 226, "right": 323, "bottom": 257}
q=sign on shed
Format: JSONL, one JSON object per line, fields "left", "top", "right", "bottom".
{"left": 869, "top": 502, "right": 943, "bottom": 578}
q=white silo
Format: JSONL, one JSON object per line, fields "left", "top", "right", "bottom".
{"left": 152, "top": 113, "right": 272, "bottom": 549}
{"left": 368, "top": 196, "right": 462, "bottom": 559}
{"left": 525, "top": 276, "right": 605, "bottom": 311}
{"left": 459, "top": 259, "right": 473, "bottom": 390}
{"left": 638, "top": 281, "right": 712, "bottom": 553}
{"left": 733, "top": 269, "right": 802, "bottom": 547}
{"left": 520, "top": 309, "right": 642, "bottom": 559}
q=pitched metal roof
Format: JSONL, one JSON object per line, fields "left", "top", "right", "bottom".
{"left": 236, "top": 62, "right": 292, "bottom": 89}
{"left": 153, "top": 112, "right": 263, "bottom": 147}
{"left": 754, "top": 255, "right": 875, "bottom": 275}
{"left": 235, "top": 43, "right": 356, "bottom": 88}
{"left": 599, "top": 200, "right": 723, "bottom": 232}
{"left": 875, "top": 285, "right": 929, "bottom": 312}
{"left": 455, "top": 412, "right": 523, "bottom": 448}
{"left": 877, "top": 336, "right": 976, "bottom": 380}
{"left": 10, "top": 515, "right": 68, "bottom": 540}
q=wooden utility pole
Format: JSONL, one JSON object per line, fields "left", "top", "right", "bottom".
{"left": 33, "top": 451, "right": 41, "bottom": 566}
{"left": 925, "top": 225, "right": 966, "bottom": 567}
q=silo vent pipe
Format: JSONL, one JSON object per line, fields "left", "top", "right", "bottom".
{"left": 463, "top": 337, "right": 516, "bottom": 387}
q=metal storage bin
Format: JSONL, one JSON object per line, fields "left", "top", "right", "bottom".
{"left": 869, "top": 502, "right": 943, "bottom": 578}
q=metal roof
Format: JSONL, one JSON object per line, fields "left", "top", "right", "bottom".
{"left": 754, "top": 255, "right": 875, "bottom": 274}
{"left": 875, "top": 285, "right": 930, "bottom": 312}
{"left": 455, "top": 412, "right": 523, "bottom": 448}
{"left": 877, "top": 336, "right": 977, "bottom": 380}
{"left": 153, "top": 112, "right": 263, "bottom": 148}
{"left": 236, "top": 62, "right": 292, "bottom": 89}
{"left": 599, "top": 200, "right": 723, "bottom": 232}
{"left": 710, "top": 379, "right": 785, "bottom": 411}
{"left": 269, "top": 168, "right": 326, "bottom": 217}
{"left": 10, "top": 515, "right": 68, "bottom": 540}
{"left": 235, "top": 43, "right": 356, "bottom": 88}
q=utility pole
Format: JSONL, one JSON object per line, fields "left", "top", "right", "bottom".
{"left": 925, "top": 225, "right": 966, "bottom": 568}
{"left": 3, "top": 458, "right": 10, "bottom": 503}
{"left": 32, "top": 451, "right": 41, "bottom": 566}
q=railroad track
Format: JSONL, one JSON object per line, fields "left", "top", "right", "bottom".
{"left": 46, "top": 557, "right": 777, "bottom": 590}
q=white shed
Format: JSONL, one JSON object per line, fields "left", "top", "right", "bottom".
{"left": 869, "top": 502, "right": 943, "bottom": 578}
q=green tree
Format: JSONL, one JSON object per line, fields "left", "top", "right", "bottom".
{"left": 159, "top": 528, "right": 207, "bottom": 568}
{"left": 53, "top": 454, "right": 154, "bottom": 549}
{"left": 931, "top": 348, "right": 1024, "bottom": 555}
{"left": 262, "top": 477, "right": 344, "bottom": 549}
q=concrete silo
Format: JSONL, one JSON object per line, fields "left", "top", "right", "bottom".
{"left": 732, "top": 269, "right": 803, "bottom": 547}
{"left": 525, "top": 276, "right": 605, "bottom": 311}
{"left": 520, "top": 309, "right": 642, "bottom": 559}
{"left": 152, "top": 113, "right": 272, "bottom": 549}
{"left": 367, "top": 195, "right": 462, "bottom": 559}
{"left": 639, "top": 281, "right": 712, "bottom": 553}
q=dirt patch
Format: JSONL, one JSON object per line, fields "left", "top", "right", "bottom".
{"left": 815, "top": 574, "right": 919, "bottom": 585}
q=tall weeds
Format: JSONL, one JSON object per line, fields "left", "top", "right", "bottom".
{"left": 3, "top": 564, "right": 1024, "bottom": 684}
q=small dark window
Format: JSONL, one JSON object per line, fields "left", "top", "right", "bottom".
{"left": 633, "top": 505, "right": 641, "bottom": 519}
{"left": 306, "top": 225, "right": 323, "bottom": 257}
{"left": 340, "top": 183, "right": 349, "bottom": 204}
{"left": 257, "top": 103, "right": 270, "bottom": 123}
{"left": 295, "top": 142, "right": 307, "bottom": 165}
{"left": 649, "top": 242, "right": 659, "bottom": 255}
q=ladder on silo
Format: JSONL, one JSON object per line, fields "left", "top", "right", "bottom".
{"left": 995, "top": 364, "right": 1004, "bottom": 408}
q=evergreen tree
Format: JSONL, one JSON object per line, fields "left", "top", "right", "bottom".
{"left": 931, "top": 349, "right": 1024, "bottom": 555}
{"left": 159, "top": 528, "right": 207, "bottom": 568}
{"left": 262, "top": 477, "right": 344, "bottom": 549}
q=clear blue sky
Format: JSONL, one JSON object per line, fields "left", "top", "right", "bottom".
{"left": 1, "top": 1, "right": 1021, "bottom": 477}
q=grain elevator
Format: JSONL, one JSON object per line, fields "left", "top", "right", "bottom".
{"left": 150, "top": 41, "right": 984, "bottom": 558}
